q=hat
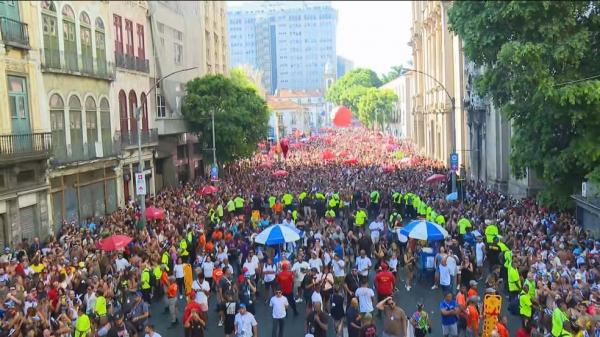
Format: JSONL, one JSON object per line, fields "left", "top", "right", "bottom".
{"left": 469, "top": 280, "right": 478, "bottom": 287}
{"left": 78, "top": 262, "right": 85, "bottom": 268}
{"left": 239, "top": 303, "right": 247, "bottom": 309}
{"left": 575, "top": 273, "right": 582, "bottom": 280}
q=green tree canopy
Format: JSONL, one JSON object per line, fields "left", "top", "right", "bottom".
{"left": 357, "top": 88, "right": 398, "bottom": 129}
{"left": 182, "top": 74, "right": 270, "bottom": 165}
{"left": 326, "top": 68, "right": 382, "bottom": 109}
{"left": 448, "top": 1, "right": 600, "bottom": 207}
{"left": 381, "top": 65, "right": 404, "bottom": 84}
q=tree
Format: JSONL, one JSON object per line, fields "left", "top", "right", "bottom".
{"left": 381, "top": 65, "right": 404, "bottom": 83}
{"left": 448, "top": 1, "right": 600, "bottom": 208}
{"left": 326, "top": 68, "right": 382, "bottom": 108}
{"left": 230, "top": 65, "right": 266, "bottom": 98}
{"left": 357, "top": 88, "right": 398, "bottom": 130}
{"left": 182, "top": 74, "right": 270, "bottom": 165}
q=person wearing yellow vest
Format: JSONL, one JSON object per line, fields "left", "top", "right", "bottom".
{"left": 485, "top": 223, "right": 499, "bottom": 244}
{"left": 523, "top": 272, "right": 537, "bottom": 299}
{"left": 435, "top": 214, "right": 446, "bottom": 227}
{"left": 519, "top": 283, "right": 533, "bottom": 327}
{"left": 226, "top": 199, "right": 236, "bottom": 214}
{"left": 74, "top": 305, "right": 92, "bottom": 337}
{"left": 141, "top": 265, "right": 152, "bottom": 303}
{"left": 392, "top": 191, "right": 402, "bottom": 212}
{"left": 268, "top": 195, "right": 277, "bottom": 214}
{"left": 179, "top": 235, "right": 189, "bottom": 258}
{"left": 94, "top": 289, "right": 107, "bottom": 317}
{"left": 552, "top": 299, "right": 570, "bottom": 337}
{"left": 234, "top": 196, "right": 245, "bottom": 215}
{"left": 161, "top": 250, "right": 170, "bottom": 272}
{"left": 354, "top": 209, "right": 367, "bottom": 228}
{"left": 457, "top": 217, "right": 472, "bottom": 244}
{"left": 369, "top": 190, "right": 380, "bottom": 219}
{"left": 282, "top": 193, "right": 293, "bottom": 212}
{"left": 292, "top": 209, "right": 299, "bottom": 222}
{"left": 216, "top": 203, "right": 224, "bottom": 219}
{"left": 325, "top": 208, "right": 335, "bottom": 224}
{"left": 507, "top": 262, "right": 521, "bottom": 306}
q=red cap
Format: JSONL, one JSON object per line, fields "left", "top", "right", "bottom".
{"left": 381, "top": 263, "right": 389, "bottom": 270}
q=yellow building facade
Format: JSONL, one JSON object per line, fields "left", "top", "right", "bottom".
{"left": 410, "top": 1, "right": 468, "bottom": 167}
{"left": 0, "top": 1, "right": 52, "bottom": 246}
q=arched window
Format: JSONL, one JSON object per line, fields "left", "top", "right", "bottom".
{"left": 80, "top": 12, "right": 93, "bottom": 74}
{"left": 128, "top": 90, "right": 137, "bottom": 133}
{"left": 85, "top": 96, "right": 97, "bottom": 157}
{"left": 95, "top": 17, "right": 107, "bottom": 75}
{"left": 42, "top": 1, "right": 59, "bottom": 68}
{"left": 140, "top": 92, "right": 148, "bottom": 130}
{"left": 62, "top": 5, "right": 78, "bottom": 71}
{"left": 68, "top": 95, "right": 83, "bottom": 159}
{"left": 118, "top": 90, "right": 128, "bottom": 135}
{"left": 99, "top": 98, "right": 112, "bottom": 156}
{"left": 49, "top": 94, "right": 66, "bottom": 160}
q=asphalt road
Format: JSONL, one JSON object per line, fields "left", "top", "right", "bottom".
{"left": 148, "top": 268, "right": 521, "bottom": 337}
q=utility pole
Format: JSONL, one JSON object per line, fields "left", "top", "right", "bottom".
{"left": 135, "top": 66, "right": 198, "bottom": 228}
{"left": 211, "top": 108, "right": 217, "bottom": 165}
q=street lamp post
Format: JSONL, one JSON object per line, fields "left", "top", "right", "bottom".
{"left": 135, "top": 66, "right": 198, "bottom": 228}
{"left": 400, "top": 67, "right": 458, "bottom": 194}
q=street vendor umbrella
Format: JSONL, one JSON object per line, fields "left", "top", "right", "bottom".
{"left": 446, "top": 192, "right": 458, "bottom": 201}
{"left": 322, "top": 150, "right": 335, "bottom": 160}
{"left": 97, "top": 235, "right": 132, "bottom": 251}
{"left": 331, "top": 106, "right": 352, "bottom": 127}
{"left": 344, "top": 158, "right": 359, "bottom": 165}
{"left": 426, "top": 174, "right": 446, "bottom": 183}
{"left": 272, "top": 169, "right": 289, "bottom": 177}
{"left": 146, "top": 207, "right": 165, "bottom": 220}
{"left": 199, "top": 185, "right": 218, "bottom": 195}
{"left": 254, "top": 224, "right": 301, "bottom": 245}
{"left": 400, "top": 220, "right": 449, "bottom": 241}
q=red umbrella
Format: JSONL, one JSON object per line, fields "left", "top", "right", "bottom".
{"left": 199, "top": 185, "right": 219, "bottom": 195}
{"left": 344, "top": 158, "right": 359, "bottom": 165}
{"left": 322, "top": 150, "right": 335, "bottom": 160}
{"left": 332, "top": 106, "right": 352, "bottom": 127}
{"left": 426, "top": 174, "right": 446, "bottom": 183}
{"left": 97, "top": 235, "right": 133, "bottom": 251}
{"left": 146, "top": 207, "right": 165, "bottom": 221}
{"left": 383, "top": 165, "right": 396, "bottom": 173}
{"left": 272, "top": 169, "right": 289, "bottom": 177}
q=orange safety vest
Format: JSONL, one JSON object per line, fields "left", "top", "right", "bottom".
{"left": 167, "top": 282, "right": 178, "bottom": 298}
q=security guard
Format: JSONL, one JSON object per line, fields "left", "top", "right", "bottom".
{"left": 179, "top": 235, "right": 189, "bottom": 262}
{"left": 282, "top": 192, "right": 294, "bottom": 213}
{"left": 435, "top": 213, "right": 446, "bottom": 227}
{"left": 268, "top": 195, "right": 277, "bottom": 214}
{"left": 74, "top": 305, "right": 91, "bottom": 337}
{"left": 94, "top": 289, "right": 107, "bottom": 318}
{"left": 392, "top": 191, "right": 403, "bottom": 212}
{"left": 141, "top": 264, "right": 152, "bottom": 303}
{"left": 354, "top": 208, "right": 367, "bottom": 229}
{"left": 226, "top": 198, "right": 236, "bottom": 215}
{"left": 507, "top": 262, "right": 521, "bottom": 307}
{"left": 161, "top": 249, "right": 171, "bottom": 272}
{"left": 369, "top": 190, "right": 380, "bottom": 218}
{"left": 234, "top": 195, "right": 245, "bottom": 215}
{"left": 519, "top": 283, "right": 533, "bottom": 327}
{"left": 551, "top": 299, "right": 571, "bottom": 337}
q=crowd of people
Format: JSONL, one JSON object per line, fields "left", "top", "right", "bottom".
{"left": 0, "top": 128, "right": 598, "bottom": 337}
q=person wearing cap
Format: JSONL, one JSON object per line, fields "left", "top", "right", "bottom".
{"left": 234, "top": 303, "right": 258, "bottom": 337}
{"left": 128, "top": 291, "right": 149, "bottom": 333}
{"left": 166, "top": 275, "right": 179, "bottom": 328}
{"left": 105, "top": 312, "right": 136, "bottom": 337}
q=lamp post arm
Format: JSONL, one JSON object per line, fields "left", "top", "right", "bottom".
{"left": 401, "top": 68, "right": 455, "bottom": 109}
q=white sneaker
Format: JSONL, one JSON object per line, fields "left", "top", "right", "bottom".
{"left": 218, "top": 320, "right": 223, "bottom": 327}
{"left": 431, "top": 285, "right": 438, "bottom": 290}
{"left": 407, "top": 286, "right": 411, "bottom": 291}
{"left": 295, "top": 298, "right": 303, "bottom": 303}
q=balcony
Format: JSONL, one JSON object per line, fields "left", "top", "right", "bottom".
{"left": 120, "top": 128, "right": 158, "bottom": 149}
{"left": 0, "top": 17, "right": 29, "bottom": 49}
{"left": 50, "top": 138, "right": 121, "bottom": 167}
{"left": 0, "top": 133, "right": 51, "bottom": 165}
{"left": 41, "top": 48, "right": 115, "bottom": 80}
{"left": 115, "top": 51, "right": 149, "bottom": 73}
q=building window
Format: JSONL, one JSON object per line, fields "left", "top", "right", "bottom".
{"left": 156, "top": 94, "right": 166, "bottom": 118}
{"left": 174, "top": 43, "right": 183, "bottom": 64}
{"left": 68, "top": 96, "right": 83, "bottom": 159}
{"left": 125, "top": 19, "right": 134, "bottom": 55}
{"left": 113, "top": 14, "right": 123, "bottom": 53}
{"left": 17, "top": 170, "right": 35, "bottom": 184}
{"left": 136, "top": 24, "right": 145, "bottom": 59}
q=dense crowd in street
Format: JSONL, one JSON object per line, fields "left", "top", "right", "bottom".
{"left": 0, "top": 128, "right": 598, "bottom": 337}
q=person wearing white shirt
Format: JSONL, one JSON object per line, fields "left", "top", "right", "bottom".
{"left": 475, "top": 237, "right": 486, "bottom": 272}
{"left": 309, "top": 254, "right": 323, "bottom": 273}
{"left": 192, "top": 271, "right": 210, "bottom": 312}
{"left": 323, "top": 251, "right": 332, "bottom": 267}
{"left": 270, "top": 288, "right": 289, "bottom": 337}
{"left": 332, "top": 254, "right": 346, "bottom": 280}
{"left": 311, "top": 285, "right": 323, "bottom": 306}
{"left": 174, "top": 257, "right": 185, "bottom": 299}
{"left": 355, "top": 279, "right": 375, "bottom": 313}
{"left": 355, "top": 251, "right": 372, "bottom": 277}
{"left": 115, "top": 255, "right": 130, "bottom": 272}
{"left": 263, "top": 257, "right": 277, "bottom": 301}
{"left": 439, "top": 257, "right": 452, "bottom": 293}
{"left": 243, "top": 254, "right": 258, "bottom": 281}
{"left": 234, "top": 304, "right": 258, "bottom": 337}
{"left": 291, "top": 257, "right": 309, "bottom": 302}
{"left": 446, "top": 254, "right": 458, "bottom": 291}
{"left": 368, "top": 216, "right": 385, "bottom": 244}
{"left": 201, "top": 255, "right": 215, "bottom": 288}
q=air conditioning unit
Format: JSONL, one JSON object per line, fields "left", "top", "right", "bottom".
{"left": 582, "top": 181, "right": 599, "bottom": 197}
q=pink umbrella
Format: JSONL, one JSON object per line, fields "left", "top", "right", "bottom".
{"left": 344, "top": 158, "right": 359, "bottom": 165}
{"left": 383, "top": 165, "right": 396, "bottom": 173}
{"left": 272, "top": 169, "right": 289, "bottom": 177}
{"left": 199, "top": 185, "right": 219, "bottom": 195}
{"left": 260, "top": 161, "right": 273, "bottom": 169}
{"left": 97, "top": 235, "right": 133, "bottom": 251}
{"left": 145, "top": 207, "right": 165, "bottom": 221}
{"left": 426, "top": 174, "right": 446, "bottom": 183}
{"left": 322, "top": 150, "right": 335, "bottom": 160}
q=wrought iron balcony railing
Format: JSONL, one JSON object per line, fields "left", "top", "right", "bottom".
{"left": 0, "top": 132, "right": 51, "bottom": 162}
{"left": 120, "top": 128, "right": 158, "bottom": 148}
{"left": 0, "top": 17, "right": 29, "bottom": 48}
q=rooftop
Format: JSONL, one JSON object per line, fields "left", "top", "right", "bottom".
{"left": 274, "top": 88, "right": 324, "bottom": 98}
{"left": 267, "top": 98, "right": 304, "bottom": 111}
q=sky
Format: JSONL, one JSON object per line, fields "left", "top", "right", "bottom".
{"left": 332, "top": 1, "right": 413, "bottom": 76}
{"left": 227, "top": 1, "right": 413, "bottom": 77}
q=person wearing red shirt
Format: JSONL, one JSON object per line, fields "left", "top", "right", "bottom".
{"left": 276, "top": 264, "right": 298, "bottom": 315}
{"left": 466, "top": 297, "right": 480, "bottom": 337}
{"left": 374, "top": 264, "right": 395, "bottom": 302}
{"left": 495, "top": 316, "right": 509, "bottom": 337}
{"left": 183, "top": 292, "right": 204, "bottom": 325}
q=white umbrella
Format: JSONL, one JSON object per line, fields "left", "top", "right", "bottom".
{"left": 254, "top": 224, "right": 301, "bottom": 246}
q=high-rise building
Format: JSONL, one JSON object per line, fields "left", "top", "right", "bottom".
{"left": 228, "top": 1, "right": 337, "bottom": 93}
{"left": 336, "top": 55, "right": 354, "bottom": 79}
